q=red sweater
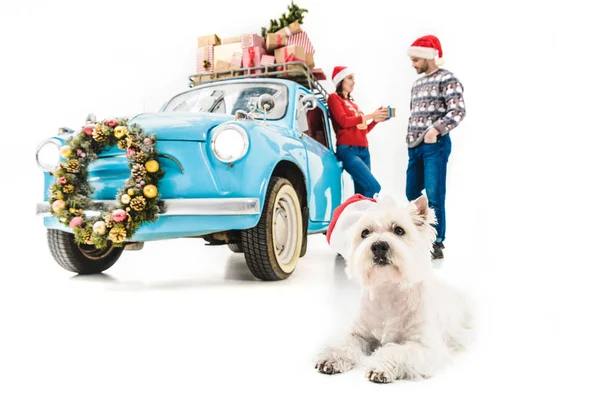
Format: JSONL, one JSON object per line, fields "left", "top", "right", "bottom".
{"left": 328, "top": 93, "right": 377, "bottom": 148}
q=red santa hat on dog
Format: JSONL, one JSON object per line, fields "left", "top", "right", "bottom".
{"left": 407, "top": 35, "right": 445, "bottom": 66}
{"left": 326, "top": 194, "right": 377, "bottom": 259}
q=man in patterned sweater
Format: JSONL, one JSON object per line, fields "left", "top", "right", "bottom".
{"left": 405, "top": 35, "right": 466, "bottom": 259}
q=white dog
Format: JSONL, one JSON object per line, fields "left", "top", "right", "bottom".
{"left": 316, "top": 194, "right": 474, "bottom": 383}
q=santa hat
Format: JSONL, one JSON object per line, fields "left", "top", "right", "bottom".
{"left": 326, "top": 194, "right": 377, "bottom": 259}
{"left": 331, "top": 66, "right": 354, "bottom": 88}
{"left": 407, "top": 35, "right": 445, "bottom": 66}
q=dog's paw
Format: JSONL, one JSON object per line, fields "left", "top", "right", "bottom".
{"left": 366, "top": 369, "right": 393, "bottom": 384}
{"left": 315, "top": 359, "right": 343, "bottom": 375}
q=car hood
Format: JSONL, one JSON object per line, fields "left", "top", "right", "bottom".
{"left": 129, "top": 112, "right": 237, "bottom": 141}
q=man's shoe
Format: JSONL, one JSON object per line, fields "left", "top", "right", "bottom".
{"left": 431, "top": 242, "right": 444, "bottom": 259}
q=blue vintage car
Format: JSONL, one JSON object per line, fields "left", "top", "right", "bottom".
{"left": 35, "top": 65, "right": 343, "bottom": 280}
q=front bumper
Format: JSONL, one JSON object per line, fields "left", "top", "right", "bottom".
{"left": 37, "top": 198, "right": 261, "bottom": 241}
{"left": 36, "top": 197, "right": 260, "bottom": 217}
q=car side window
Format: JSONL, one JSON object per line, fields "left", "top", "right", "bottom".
{"left": 297, "top": 94, "right": 330, "bottom": 150}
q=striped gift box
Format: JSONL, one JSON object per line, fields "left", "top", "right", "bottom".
{"left": 196, "top": 46, "right": 214, "bottom": 73}
{"left": 286, "top": 32, "right": 314, "bottom": 55}
{"left": 260, "top": 55, "right": 275, "bottom": 66}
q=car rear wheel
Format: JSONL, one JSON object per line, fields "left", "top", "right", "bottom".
{"left": 47, "top": 229, "right": 124, "bottom": 274}
{"left": 241, "top": 177, "right": 303, "bottom": 281}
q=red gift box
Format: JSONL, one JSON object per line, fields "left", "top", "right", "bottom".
{"left": 311, "top": 68, "right": 327, "bottom": 80}
{"left": 286, "top": 32, "right": 315, "bottom": 55}
{"left": 196, "top": 45, "right": 214, "bottom": 73}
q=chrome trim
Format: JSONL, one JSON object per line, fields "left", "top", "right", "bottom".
{"left": 95, "top": 154, "right": 184, "bottom": 173}
{"left": 36, "top": 198, "right": 260, "bottom": 217}
{"left": 210, "top": 124, "right": 249, "bottom": 163}
{"left": 35, "top": 138, "right": 62, "bottom": 172}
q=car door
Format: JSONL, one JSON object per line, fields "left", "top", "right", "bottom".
{"left": 294, "top": 91, "right": 343, "bottom": 223}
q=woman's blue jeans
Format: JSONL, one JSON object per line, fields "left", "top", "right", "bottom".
{"left": 336, "top": 145, "right": 381, "bottom": 198}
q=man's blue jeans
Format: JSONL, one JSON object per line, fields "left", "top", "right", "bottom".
{"left": 336, "top": 145, "right": 381, "bottom": 198}
{"left": 405, "top": 134, "right": 452, "bottom": 243}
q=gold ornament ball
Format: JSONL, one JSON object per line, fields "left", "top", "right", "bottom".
{"left": 93, "top": 221, "right": 107, "bottom": 235}
{"left": 53, "top": 191, "right": 63, "bottom": 200}
{"left": 127, "top": 188, "right": 135, "bottom": 196}
{"left": 60, "top": 146, "right": 73, "bottom": 159}
{"left": 52, "top": 199, "right": 66, "bottom": 213}
{"left": 114, "top": 126, "right": 129, "bottom": 139}
{"left": 121, "top": 194, "right": 131, "bottom": 204}
{"left": 143, "top": 184, "right": 158, "bottom": 199}
{"left": 145, "top": 160, "right": 159, "bottom": 173}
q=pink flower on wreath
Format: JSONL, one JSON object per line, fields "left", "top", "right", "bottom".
{"left": 143, "top": 138, "right": 153, "bottom": 145}
{"left": 69, "top": 216, "right": 83, "bottom": 229}
{"left": 126, "top": 148, "right": 136, "bottom": 157}
{"left": 58, "top": 177, "right": 67, "bottom": 184}
{"left": 112, "top": 209, "right": 127, "bottom": 222}
{"left": 105, "top": 119, "right": 118, "bottom": 127}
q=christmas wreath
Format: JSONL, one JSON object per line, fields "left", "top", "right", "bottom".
{"left": 48, "top": 118, "right": 165, "bottom": 249}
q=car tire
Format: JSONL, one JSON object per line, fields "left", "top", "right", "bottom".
{"left": 227, "top": 243, "right": 243, "bottom": 253}
{"left": 242, "top": 176, "right": 303, "bottom": 281}
{"left": 47, "top": 229, "right": 124, "bottom": 274}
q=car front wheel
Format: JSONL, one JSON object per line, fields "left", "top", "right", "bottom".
{"left": 47, "top": 229, "right": 124, "bottom": 274}
{"left": 241, "top": 176, "right": 303, "bottom": 281}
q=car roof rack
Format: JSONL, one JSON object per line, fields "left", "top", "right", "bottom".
{"left": 188, "top": 61, "right": 330, "bottom": 105}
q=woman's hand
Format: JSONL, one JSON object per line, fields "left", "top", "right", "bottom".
{"left": 372, "top": 107, "right": 389, "bottom": 122}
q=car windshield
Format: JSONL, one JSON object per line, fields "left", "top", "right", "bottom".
{"left": 161, "top": 82, "right": 288, "bottom": 119}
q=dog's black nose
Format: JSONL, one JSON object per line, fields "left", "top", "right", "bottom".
{"left": 371, "top": 241, "right": 389, "bottom": 255}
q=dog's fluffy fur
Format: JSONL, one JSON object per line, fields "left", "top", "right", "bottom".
{"left": 315, "top": 195, "right": 474, "bottom": 383}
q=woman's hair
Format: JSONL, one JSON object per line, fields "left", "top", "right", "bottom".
{"left": 336, "top": 81, "right": 354, "bottom": 101}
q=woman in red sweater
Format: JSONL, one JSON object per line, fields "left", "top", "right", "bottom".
{"left": 328, "top": 66, "right": 389, "bottom": 198}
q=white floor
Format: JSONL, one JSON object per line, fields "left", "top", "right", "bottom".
{"left": 3, "top": 211, "right": 599, "bottom": 399}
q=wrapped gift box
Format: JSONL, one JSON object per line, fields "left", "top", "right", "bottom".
{"left": 197, "top": 34, "right": 221, "bottom": 47}
{"left": 311, "top": 68, "right": 327, "bottom": 81}
{"left": 276, "top": 20, "right": 302, "bottom": 37}
{"left": 196, "top": 46, "right": 214, "bottom": 73}
{"left": 266, "top": 33, "right": 287, "bottom": 51}
{"left": 274, "top": 45, "right": 305, "bottom": 65}
{"left": 241, "top": 33, "right": 265, "bottom": 49}
{"left": 260, "top": 55, "right": 275, "bottom": 66}
{"left": 221, "top": 36, "right": 243, "bottom": 44}
{"left": 286, "top": 31, "right": 315, "bottom": 55}
{"left": 304, "top": 53, "right": 315, "bottom": 69}
{"left": 214, "top": 42, "right": 243, "bottom": 65}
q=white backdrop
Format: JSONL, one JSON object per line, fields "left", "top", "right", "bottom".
{"left": 1, "top": 0, "right": 600, "bottom": 398}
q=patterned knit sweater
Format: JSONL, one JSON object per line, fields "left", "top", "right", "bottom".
{"left": 406, "top": 68, "right": 466, "bottom": 148}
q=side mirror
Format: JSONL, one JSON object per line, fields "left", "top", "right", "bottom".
{"left": 258, "top": 94, "right": 275, "bottom": 113}
{"left": 301, "top": 94, "right": 318, "bottom": 111}
{"left": 58, "top": 127, "right": 74, "bottom": 135}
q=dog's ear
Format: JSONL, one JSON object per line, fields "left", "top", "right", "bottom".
{"left": 411, "top": 195, "right": 437, "bottom": 226}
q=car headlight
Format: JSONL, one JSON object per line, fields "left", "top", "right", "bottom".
{"left": 211, "top": 124, "right": 249, "bottom": 163}
{"left": 36, "top": 138, "right": 62, "bottom": 172}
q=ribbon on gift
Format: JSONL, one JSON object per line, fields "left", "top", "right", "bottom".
{"left": 248, "top": 46, "right": 256, "bottom": 67}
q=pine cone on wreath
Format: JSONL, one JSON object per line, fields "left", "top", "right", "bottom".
{"left": 93, "top": 125, "right": 109, "bottom": 142}
{"left": 117, "top": 139, "right": 128, "bottom": 150}
{"left": 62, "top": 184, "right": 75, "bottom": 194}
{"left": 62, "top": 159, "right": 80, "bottom": 173}
{"left": 131, "top": 164, "right": 146, "bottom": 180}
{"left": 134, "top": 151, "right": 147, "bottom": 164}
{"left": 130, "top": 196, "right": 146, "bottom": 211}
